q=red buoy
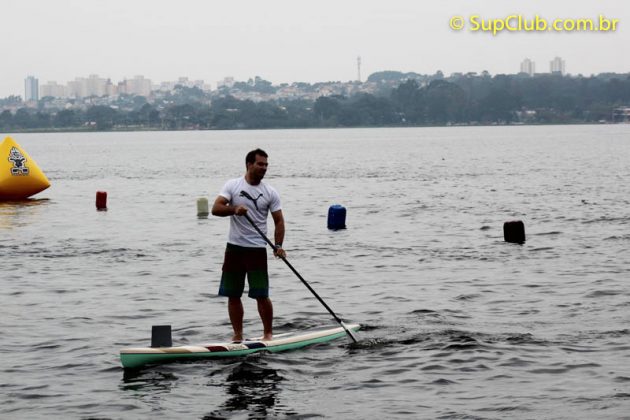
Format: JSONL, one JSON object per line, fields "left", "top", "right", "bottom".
{"left": 96, "top": 191, "right": 108, "bottom": 211}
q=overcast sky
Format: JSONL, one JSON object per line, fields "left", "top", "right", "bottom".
{"left": 2, "top": 0, "right": 628, "bottom": 97}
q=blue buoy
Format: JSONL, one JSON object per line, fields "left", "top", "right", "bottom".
{"left": 327, "top": 204, "right": 347, "bottom": 230}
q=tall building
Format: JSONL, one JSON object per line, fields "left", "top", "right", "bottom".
{"left": 25, "top": 75, "right": 39, "bottom": 101}
{"left": 550, "top": 57, "right": 565, "bottom": 75}
{"left": 66, "top": 80, "right": 81, "bottom": 98}
{"left": 123, "top": 75, "right": 152, "bottom": 96}
{"left": 86, "top": 74, "right": 108, "bottom": 97}
{"left": 105, "top": 79, "right": 117, "bottom": 96}
{"left": 40, "top": 81, "right": 67, "bottom": 98}
{"left": 217, "top": 77, "right": 235, "bottom": 89}
{"left": 520, "top": 58, "right": 535, "bottom": 76}
{"left": 66, "top": 75, "right": 109, "bottom": 98}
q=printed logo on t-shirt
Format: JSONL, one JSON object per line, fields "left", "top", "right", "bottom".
{"left": 240, "top": 190, "right": 264, "bottom": 211}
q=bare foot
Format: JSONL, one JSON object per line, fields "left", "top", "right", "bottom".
{"left": 262, "top": 334, "right": 273, "bottom": 341}
{"left": 232, "top": 334, "right": 243, "bottom": 343}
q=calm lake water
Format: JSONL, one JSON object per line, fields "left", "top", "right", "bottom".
{"left": 1, "top": 126, "right": 629, "bottom": 419}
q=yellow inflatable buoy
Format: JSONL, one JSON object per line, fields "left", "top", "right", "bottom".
{"left": 0, "top": 136, "right": 50, "bottom": 200}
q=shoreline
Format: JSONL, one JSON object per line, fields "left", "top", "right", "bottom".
{"left": 2, "top": 120, "right": 622, "bottom": 135}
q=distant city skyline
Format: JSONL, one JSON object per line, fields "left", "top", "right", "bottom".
{"left": 25, "top": 55, "right": 577, "bottom": 100}
{"left": 2, "top": 0, "right": 628, "bottom": 98}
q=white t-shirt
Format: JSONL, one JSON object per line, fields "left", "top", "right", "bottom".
{"left": 219, "top": 176, "right": 282, "bottom": 247}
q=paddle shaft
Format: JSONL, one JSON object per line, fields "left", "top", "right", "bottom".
{"left": 243, "top": 213, "right": 358, "bottom": 343}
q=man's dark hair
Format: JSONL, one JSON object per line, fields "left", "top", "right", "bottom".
{"left": 245, "top": 148, "right": 268, "bottom": 166}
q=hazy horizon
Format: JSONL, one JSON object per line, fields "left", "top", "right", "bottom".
{"left": 2, "top": 0, "right": 628, "bottom": 98}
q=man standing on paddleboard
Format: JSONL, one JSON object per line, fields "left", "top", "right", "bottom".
{"left": 212, "top": 148, "right": 286, "bottom": 342}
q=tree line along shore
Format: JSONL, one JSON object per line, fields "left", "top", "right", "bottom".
{"left": 2, "top": 71, "right": 629, "bottom": 132}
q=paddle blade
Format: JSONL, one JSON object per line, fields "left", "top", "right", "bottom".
{"left": 340, "top": 321, "right": 359, "bottom": 343}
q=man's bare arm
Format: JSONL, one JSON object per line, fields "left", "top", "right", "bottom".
{"left": 212, "top": 196, "right": 247, "bottom": 216}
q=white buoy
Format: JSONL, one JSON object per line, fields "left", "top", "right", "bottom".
{"left": 197, "top": 197, "right": 209, "bottom": 218}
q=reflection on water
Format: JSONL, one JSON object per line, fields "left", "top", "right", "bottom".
{"left": 121, "top": 368, "right": 179, "bottom": 394}
{"left": 0, "top": 198, "right": 50, "bottom": 209}
{"left": 0, "top": 198, "right": 51, "bottom": 229}
{"left": 120, "top": 358, "right": 292, "bottom": 418}
{"left": 203, "top": 359, "right": 294, "bottom": 419}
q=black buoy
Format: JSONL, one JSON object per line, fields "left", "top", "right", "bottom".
{"left": 327, "top": 204, "right": 347, "bottom": 230}
{"left": 504, "top": 220, "right": 526, "bottom": 244}
{"left": 151, "top": 325, "right": 172, "bottom": 348}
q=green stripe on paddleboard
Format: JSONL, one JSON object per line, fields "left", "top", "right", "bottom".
{"left": 120, "top": 325, "right": 359, "bottom": 369}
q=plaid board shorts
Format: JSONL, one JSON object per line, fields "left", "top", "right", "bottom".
{"left": 219, "top": 243, "right": 269, "bottom": 299}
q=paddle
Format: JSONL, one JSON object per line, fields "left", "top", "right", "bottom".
{"left": 243, "top": 212, "right": 358, "bottom": 343}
